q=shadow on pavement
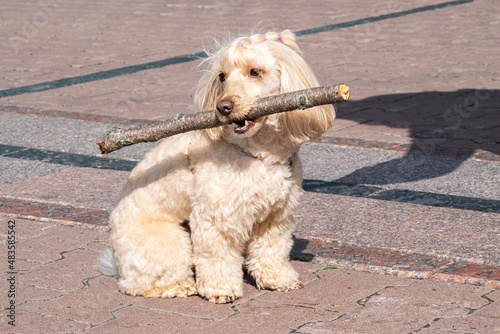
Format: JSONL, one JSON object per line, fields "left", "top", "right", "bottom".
{"left": 333, "top": 89, "right": 499, "bottom": 185}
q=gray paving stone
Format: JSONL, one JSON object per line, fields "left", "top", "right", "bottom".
{"left": 197, "top": 299, "right": 336, "bottom": 334}
{"left": 0, "top": 167, "right": 128, "bottom": 211}
{"left": 257, "top": 268, "right": 410, "bottom": 312}
{"left": 0, "top": 310, "right": 89, "bottom": 334}
{"left": 378, "top": 279, "right": 494, "bottom": 310}
{"left": 85, "top": 305, "right": 215, "bottom": 334}
{"left": 0, "top": 218, "right": 56, "bottom": 245}
{"left": 13, "top": 224, "right": 106, "bottom": 264}
{"left": 0, "top": 156, "right": 73, "bottom": 186}
{"left": 20, "top": 248, "right": 102, "bottom": 293}
{"left": 19, "top": 275, "right": 132, "bottom": 326}
{"left": 301, "top": 294, "right": 466, "bottom": 334}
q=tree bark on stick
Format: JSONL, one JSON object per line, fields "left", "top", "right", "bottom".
{"left": 97, "top": 83, "right": 349, "bottom": 154}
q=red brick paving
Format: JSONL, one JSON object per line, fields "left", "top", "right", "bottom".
{"left": 0, "top": 197, "right": 109, "bottom": 229}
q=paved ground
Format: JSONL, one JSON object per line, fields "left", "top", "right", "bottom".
{"left": 1, "top": 0, "right": 499, "bottom": 333}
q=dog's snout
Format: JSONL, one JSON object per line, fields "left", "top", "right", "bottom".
{"left": 216, "top": 100, "right": 234, "bottom": 116}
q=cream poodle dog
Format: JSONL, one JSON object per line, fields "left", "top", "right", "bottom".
{"left": 100, "top": 29, "right": 335, "bottom": 303}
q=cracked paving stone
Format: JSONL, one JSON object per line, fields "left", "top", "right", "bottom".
{"left": 19, "top": 275, "right": 131, "bottom": 325}
{"left": 300, "top": 294, "right": 466, "bottom": 334}
{"left": 20, "top": 248, "right": 102, "bottom": 293}
{"left": 84, "top": 305, "right": 214, "bottom": 334}
{"left": 0, "top": 310, "right": 89, "bottom": 333}
{"left": 257, "top": 269, "right": 410, "bottom": 312}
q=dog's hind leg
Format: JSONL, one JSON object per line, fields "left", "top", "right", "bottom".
{"left": 111, "top": 220, "right": 197, "bottom": 298}
{"left": 245, "top": 215, "right": 303, "bottom": 292}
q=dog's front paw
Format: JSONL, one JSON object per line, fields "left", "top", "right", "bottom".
{"left": 197, "top": 284, "right": 243, "bottom": 304}
{"left": 273, "top": 280, "right": 304, "bottom": 292}
{"left": 207, "top": 294, "right": 239, "bottom": 304}
{"left": 255, "top": 277, "right": 304, "bottom": 292}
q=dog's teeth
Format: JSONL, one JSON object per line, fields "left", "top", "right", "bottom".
{"left": 232, "top": 120, "right": 247, "bottom": 128}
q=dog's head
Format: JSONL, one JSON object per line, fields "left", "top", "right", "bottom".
{"left": 195, "top": 30, "right": 335, "bottom": 146}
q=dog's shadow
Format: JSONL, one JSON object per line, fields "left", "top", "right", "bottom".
{"left": 290, "top": 237, "right": 315, "bottom": 262}
{"left": 331, "top": 88, "right": 499, "bottom": 185}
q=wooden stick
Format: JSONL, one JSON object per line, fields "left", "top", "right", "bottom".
{"left": 97, "top": 83, "right": 349, "bottom": 154}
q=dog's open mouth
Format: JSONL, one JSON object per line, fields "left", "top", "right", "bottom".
{"left": 233, "top": 119, "right": 255, "bottom": 134}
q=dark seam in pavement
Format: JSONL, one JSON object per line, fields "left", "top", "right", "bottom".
{"left": 0, "top": 0, "right": 473, "bottom": 98}
{"left": 0, "top": 144, "right": 137, "bottom": 172}
{"left": 0, "top": 51, "right": 207, "bottom": 98}
{"left": 2, "top": 143, "right": 498, "bottom": 214}
{"left": 303, "top": 180, "right": 500, "bottom": 213}
{"left": 294, "top": 0, "right": 474, "bottom": 37}
{"left": 470, "top": 291, "right": 496, "bottom": 315}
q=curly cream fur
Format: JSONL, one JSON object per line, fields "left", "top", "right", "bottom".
{"left": 100, "top": 29, "right": 335, "bottom": 303}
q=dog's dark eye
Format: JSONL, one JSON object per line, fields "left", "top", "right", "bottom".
{"left": 219, "top": 72, "right": 226, "bottom": 82}
{"left": 250, "top": 69, "right": 261, "bottom": 77}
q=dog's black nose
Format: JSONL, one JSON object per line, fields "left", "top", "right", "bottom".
{"left": 216, "top": 100, "right": 234, "bottom": 116}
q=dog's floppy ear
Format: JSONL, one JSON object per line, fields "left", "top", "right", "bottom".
{"left": 194, "top": 65, "right": 225, "bottom": 141}
{"left": 276, "top": 30, "right": 336, "bottom": 145}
